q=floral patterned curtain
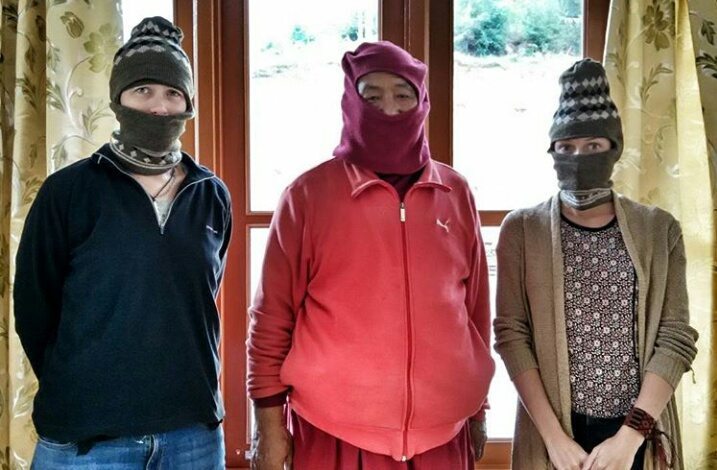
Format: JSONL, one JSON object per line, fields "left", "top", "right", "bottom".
{"left": 604, "top": 0, "right": 715, "bottom": 467}
{"left": 0, "top": 0, "right": 121, "bottom": 466}
{"left": 688, "top": 0, "right": 717, "bottom": 467}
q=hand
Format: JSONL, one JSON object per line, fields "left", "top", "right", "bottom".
{"left": 250, "top": 423, "right": 293, "bottom": 470}
{"left": 250, "top": 405, "right": 293, "bottom": 470}
{"left": 581, "top": 426, "right": 644, "bottom": 470}
{"left": 544, "top": 431, "right": 588, "bottom": 470}
{"left": 469, "top": 418, "right": 488, "bottom": 461}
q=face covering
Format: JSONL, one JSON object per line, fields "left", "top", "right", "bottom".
{"left": 333, "top": 41, "right": 431, "bottom": 175}
{"left": 551, "top": 148, "right": 620, "bottom": 210}
{"left": 109, "top": 102, "right": 193, "bottom": 175}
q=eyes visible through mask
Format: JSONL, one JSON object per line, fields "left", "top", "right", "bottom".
{"left": 356, "top": 72, "right": 418, "bottom": 116}
{"left": 553, "top": 137, "right": 612, "bottom": 156}
{"left": 119, "top": 83, "right": 188, "bottom": 116}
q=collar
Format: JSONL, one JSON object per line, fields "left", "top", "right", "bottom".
{"left": 343, "top": 158, "right": 452, "bottom": 199}
{"left": 92, "top": 143, "right": 215, "bottom": 185}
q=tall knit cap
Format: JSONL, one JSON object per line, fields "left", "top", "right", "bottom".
{"left": 549, "top": 58, "right": 622, "bottom": 154}
{"left": 109, "top": 16, "right": 194, "bottom": 112}
{"left": 108, "top": 17, "right": 194, "bottom": 175}
{"left": 333, "top": 41, "right": 431, "bottom": 175}
{"left": 549, "top": 59, "right": 624, "bottom": 210}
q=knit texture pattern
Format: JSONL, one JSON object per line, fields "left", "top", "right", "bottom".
{"left": 549, "top": 58, "right": 622, "bottom": 149}
{"left": 109, "top": 16, "right": 194, "bottom": 110}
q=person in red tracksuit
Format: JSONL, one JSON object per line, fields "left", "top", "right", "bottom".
{"left": 247, "top": 41, "right": 495, "bottom": 470}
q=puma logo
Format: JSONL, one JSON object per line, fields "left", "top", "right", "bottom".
{"left": 436, "top": 219, "right": 450, "bottom": 233}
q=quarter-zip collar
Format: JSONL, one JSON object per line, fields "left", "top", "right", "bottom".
{"left": 343, "top": 158, "right": 452, "bottom": 199}
{"left": 92, "top": 143, "right": 215, "bottom": 185}
{"left": 92, "top": 143, "right": 217, "bottom": 234}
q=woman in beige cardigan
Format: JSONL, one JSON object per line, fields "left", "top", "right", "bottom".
{"left": 494, "top": 59, "right": 698, "bottom": 470}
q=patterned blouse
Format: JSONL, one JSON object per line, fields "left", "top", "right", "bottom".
{"left": 561, "top": 216, "right": 641, "bottom": 418}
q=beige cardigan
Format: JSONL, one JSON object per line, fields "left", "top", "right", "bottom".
{"left": 494, "top": 193, "right": 698, "bottom": 470}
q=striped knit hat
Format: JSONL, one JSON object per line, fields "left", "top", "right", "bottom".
{"left": 549, "top": 58, "right": 622, "bottom": 154}
{"left": 110, "top": 17, "right": 194, "bottom": 112}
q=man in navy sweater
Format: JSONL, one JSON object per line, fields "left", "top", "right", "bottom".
{"left": 14, "top": 17, "right": 231, "bottom": 469}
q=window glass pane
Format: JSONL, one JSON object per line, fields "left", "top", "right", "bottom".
{"left": 248, "top": 227, "right": 270, "bottom": 436}
{"left": 249, "top": 0, "right": 379, "bottom": 212}
{"left": 250, "top": 227, "right": 270, "bottom": 307}
{"left": 121, "top": 0, "right": 174, "bottom": 40}
{"left": 453, "top": 0, "right": 583, "bottom": 209}
{"left": 482, "top": 226, "right": 517, "bottom": 438}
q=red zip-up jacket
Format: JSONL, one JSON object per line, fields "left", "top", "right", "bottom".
{"left": 247, "top": 158, "right": 495, "bottom": 461}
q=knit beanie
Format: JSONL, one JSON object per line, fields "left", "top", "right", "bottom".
{"left": 548, "top": 58, "right": 622, "bottom": 154}
{"left": 109, "top": 16, "right": 194, "bottom": 112}
{"left": 549, "top": 59, "right": 623, "bottom": 210}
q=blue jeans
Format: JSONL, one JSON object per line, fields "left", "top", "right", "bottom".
{"left": 31, "top": 423, "right": 224, "bottom": 469}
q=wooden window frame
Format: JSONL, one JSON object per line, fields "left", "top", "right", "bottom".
{"left": 174, "top": 0, "right": 610, "bottom": 467}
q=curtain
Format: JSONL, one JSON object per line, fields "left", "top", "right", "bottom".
{"left": 0, "top": 0, "right": 121, "bottom": 466}
{"left": 604, "top": 0, "right": 715, "bottom": 467}
{"left": 688, "top": 0, "right": 717, "bottom": 466}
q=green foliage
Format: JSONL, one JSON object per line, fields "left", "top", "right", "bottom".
{"left": 261, "top": 41, "right": 277, "bottom": 52}
{"left": 341, "top": 23, "right": 359, "bottom": 42}
{"left": 341, "top": 13, "right": 360, "bottom": 41}
{"left": 290, "top": 25, "right": 315, "bottom": 45}
{"left": 341, "top": 12, "right": 376, "bottom": 42}
{"left": 455, "top": 0, "right": 581, "bottom": 57}
{"left": 455, "top": 0, "right": 510, "bottom": 56}
{"left": 517, "top": 1, "right": 580, "bottom": 55}
{"left": 558, "top": 0, "right": 581, "bottom": 18}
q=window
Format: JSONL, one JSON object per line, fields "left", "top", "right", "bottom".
{"left": 176, "top": 1, "right": 610, "bottom": 467}
{"left": 453, "top": 0, "right": 585, "bottom": 440}
{"left": 248, "top": 1, "right": 378, "bottom": 211}
{"left": 121, "top": 0, "right": 173, "bottom": 39}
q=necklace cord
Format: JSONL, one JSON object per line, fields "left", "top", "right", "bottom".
{"left": 151, "top": 167, "right": 177, "bottom": 201}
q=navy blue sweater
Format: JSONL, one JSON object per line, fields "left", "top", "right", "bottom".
{"left": 13, "top": 144, "right": 232, "bottom": 442}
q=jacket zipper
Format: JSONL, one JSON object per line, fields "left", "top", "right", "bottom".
{"left": 97, "top": 154, "right": 214, "bottom": 235}
{"left": 399, "top": 201, "right": 412, "bottom": 461}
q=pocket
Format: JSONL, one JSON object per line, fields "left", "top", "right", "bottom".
{"left": 37, "top": 436, "right": 76, "bottom": 450}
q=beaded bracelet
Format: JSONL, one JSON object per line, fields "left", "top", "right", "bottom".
{"left": 623, "top": 406, "right": 656, "bottom": 438}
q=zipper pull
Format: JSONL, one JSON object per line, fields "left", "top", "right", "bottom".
{"left": 400, "top": 202, "right": 406, "bottom": 222}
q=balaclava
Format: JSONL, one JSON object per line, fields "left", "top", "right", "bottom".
{"left": 333, "top": 41, "right": 431, "bottom": 175}
{"left": 109, "top": 16, "right": 194, "bottom": 175}
{"left": 549, "top": 58, "right": 623, "bottom": 210}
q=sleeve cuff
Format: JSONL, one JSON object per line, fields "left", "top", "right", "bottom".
{"left": 253, "top": 391, "right": 288, "bottom": 408}
{"left": 644, "top": 352, "right": 690, "bottom": 389}
{"left": 499, "top": 348, "right": 539, "bottom": 380}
